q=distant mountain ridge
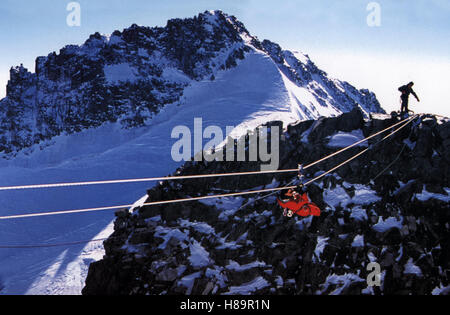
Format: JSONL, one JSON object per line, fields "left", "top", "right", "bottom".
{"left": 0, "top": 10, "right": 383, "bottom": 157}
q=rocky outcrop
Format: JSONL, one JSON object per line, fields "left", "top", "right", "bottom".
{"left": 83, "top": 111, "right": 450, "bottom": 295}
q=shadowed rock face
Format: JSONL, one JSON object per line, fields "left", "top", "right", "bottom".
{"left": 83, "top": 110, "right": 449, "bottom": 295}
{"left": 0, "top": 10, "right": 383, "bottom": 157}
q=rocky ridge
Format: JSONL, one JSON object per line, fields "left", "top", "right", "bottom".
{"left": 83, "top": 110, "right": 450, "bottom": 295}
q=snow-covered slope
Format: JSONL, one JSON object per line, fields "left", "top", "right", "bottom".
{"left": 0, "top": 11, "right": 384, "bottom": 295}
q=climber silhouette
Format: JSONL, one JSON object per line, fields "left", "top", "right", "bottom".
{"left": 398, "top": 82, "right": 420, "bottom": 116}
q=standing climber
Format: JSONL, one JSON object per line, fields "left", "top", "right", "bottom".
{"left": 398, "top": 82, "right": 420, "bottom": 116}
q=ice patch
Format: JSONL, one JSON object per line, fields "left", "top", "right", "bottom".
{"left": 199, "top": 197, "right": 245, "bottom": 221}
{"left": 323, "top": 183, "right": 381, "bottom": 209}
{"left": 178, "top": 272, "right": 202, "bottom": 295}
{"left": 367, "top": 252, "right": 377, "bottom": 262}
{"left": 226, "top": 260, "right": 268, "bottom": 271}
{"left": 327, "top": 130, "right": 368, "bottom": 148}
{"left": 372, "top": 217, "right": 403, "bottom": 233}
{"left": 147, "top": 215, "right": 162, "bottom": 222}
{"left": 432, "top": 284, "right": 450, "bottom": 295}
{"left": 179, "top": 219, "right": 215, "bottom": 235}
{"left": 396, "top": 245, "right": 403, "bottom": 262}
{"left": 216, "top": 238, "right": 242, "bottom": 250}
{"left": 350, "top": 206, "right": 368, "bottom": 221}
{"left": 205, "top": 267, "right": 227, "bottom": 289}
{"left": 315, "top": 237, "right": 329, "bottom": 259}
{"left": 189, "top": 241, "right": 211, "bottom": 268}
{"left": 224, "top": 276, "right": 270, "bottom": 295}
{"left": 415, "top": 188, "right": 450, "bottom": 202}
{"left": 129, "top": 194, "right": 148, "bottom": 213}
{"left": 404, "top": 258, "right": 423, "bottom": 277}
{"left": 351, "top": 235, "right": 364, "bottom": 248}
{"left": 275, "top": 276, "right": 284, "bottom": 287}
{"left": 319, "top": 273, "right": 365, "bottom": 295}
{"left": 154, "top": 226, "right": 189, "bottom": 249}
{"left": 300, "top": 124, "right": 313, "bottom": 143}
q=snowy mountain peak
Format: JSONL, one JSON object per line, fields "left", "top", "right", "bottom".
{"left": 0, "top": 11, "right": 384, "bottom": 157}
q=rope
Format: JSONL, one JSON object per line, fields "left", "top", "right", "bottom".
{"left": 235, "top": 178, "right": 297, "bottom": 212}
{"left": 373, "top": 116, "right": 419, "bottom": 180}
{"left": 0, "top": 115, "right": 417, "bottom": 192}
{"left": 236, "top": 114, "right": 418, "bottom": 210}
{"left": 0, "top": 187, "right": 298, "bottom": 220}
{"left": 0, "top": 115, "right": 418, "bottom": 221}
{"left": 302, "top": 114, "right": 417, "bottom": 170}
{"left": 0, "top": 169, "right": 297, "bottom": 191}
{"left": 305, "top": 114, "right": 417, "bottom": 186}
{"left": 0, "top": 238, "right": 107, "bottom": 249}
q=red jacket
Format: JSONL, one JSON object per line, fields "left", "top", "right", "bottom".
{"left": 277, "top": 193, "right": 321, "bottom": 217}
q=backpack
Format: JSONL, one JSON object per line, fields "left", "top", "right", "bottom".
{"left": 398, "top": 85, "right": 408, "bottom": 94}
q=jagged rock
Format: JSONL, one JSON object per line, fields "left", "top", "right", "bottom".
{"left": 82, "top": 80, "right": 448, "bottom": 295}
{"left": 156, "top": 268, "right": 178, "bottom": 282}
{"left": 336, "top": 108, "right": 365, "bottom": 132}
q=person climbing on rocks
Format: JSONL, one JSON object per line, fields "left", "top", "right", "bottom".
{"left": 399, "top": 82, "right": 420, "bottom": 117}
{"left": 277, "top": 188, "right": 321, "bottom": 218}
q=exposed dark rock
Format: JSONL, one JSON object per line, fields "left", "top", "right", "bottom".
{"left": 83, "top": 113, "right": 449, "bottom": 295}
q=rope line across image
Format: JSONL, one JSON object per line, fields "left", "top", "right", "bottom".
{"left": 0, "top": 115, "right": 417, "bottom": 192}
{"left": 0, "top": 115, "right": 418, "bottom": 221}
{"left": 0, "top": 238, "right": 108, "bottom": 249}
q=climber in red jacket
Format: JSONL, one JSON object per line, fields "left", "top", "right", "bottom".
{"left": 277, "top": 188, "right": 321, "bottom": 218}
